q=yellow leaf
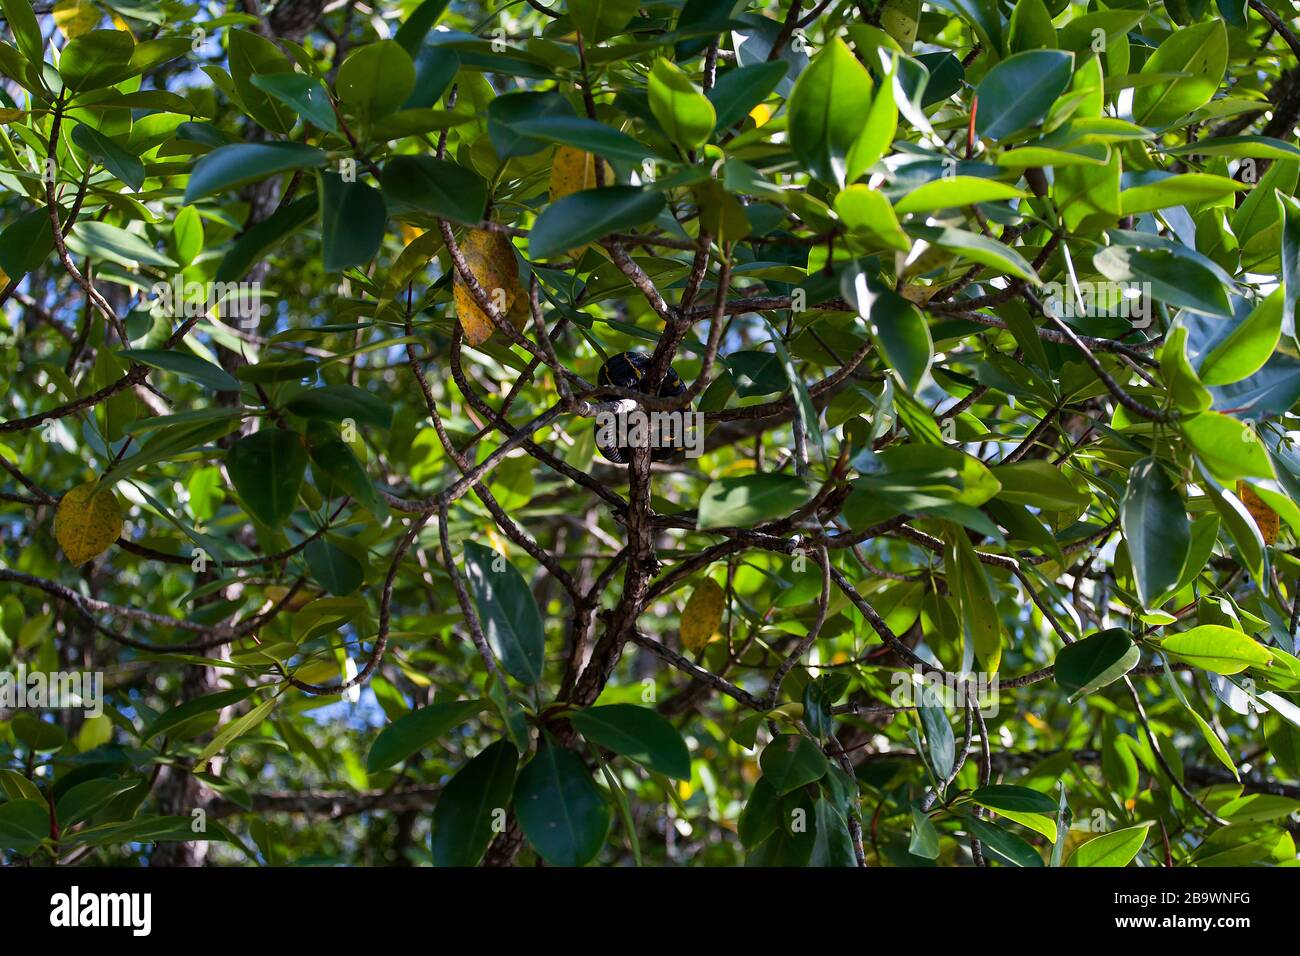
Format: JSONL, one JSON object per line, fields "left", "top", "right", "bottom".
{"left": 548, "top": 147, "right": 612, "bottom": 258}
{"left": 548, "top": 146, "right": 612, "bottom": 202}
{"left": 1238, "top": 481, "right": 1279, "bottom": 545}
{"left": 53, "top": 0, "right": 101, "bottom": 38}
{"left": 54, "top": 481, "right": 123, "bottom": 566}
{"left": 453, "top": 229, "right": 525, "bottom": 347}
{"left": 680, "top": 577, "right": 725, "bottom": 652}
{"left": 748, "top": 103, "right": 773, "bottom": 127}
{"left": 399, "top": 222, "right": 425, "bottom": 245}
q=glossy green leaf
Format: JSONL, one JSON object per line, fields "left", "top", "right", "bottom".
{"left": 514, "top": 739, "right": 611, "bottom": 866}
{"left": 431, "top": 739, "right": 519, "bottom": 867}
{"left": 463, "top": 540, "right": 546, "bottom": 685}
{"left": 366, "top": 699, "right": 484, "bottom": 773}
{"left": 569, "top": 704, "right": 691, "bottom": 780}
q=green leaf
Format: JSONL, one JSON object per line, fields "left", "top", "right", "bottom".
{"left": 1119, "top": 173, "right": 1244, "bottom": 216}
{"left": 337, "top": 40, "right": 416, "bottom": 122}
{"left": 250, "top": 71, "right": 338, "bottom": 133}
{"left": 843, "top": 268, "right": 932, "bottom": 390}
{"left": 225, "top": 429, "right": 309, "bottom": 526}
{"left": 365, "top": 698, "right": 484, "bottom": 773}
{"left": 432, "top": 739, "right": 519, "bottom": 867}
{"left": 1, "top": 0, "right": 43, "bottom": 68}
{"left": 120, "top": 349, "right": 241, "bottom": 392}
{"left": 216, "top": 194, "right": 318, "bottom": 283}
{"left": 909, "top": 806, "right": 940, "bottom": 859}
{"left": 68, "top": 221, "right": 177, "bottom": 269}
{"left": 228, "top": 29, "right": 296, "bottom": 134}
{"left": 908, "top": 224, "right": 1039, "bottom": 280}
{"left": 835, "top": 184, "right": 909, "bottom": 251}
{"left": 12, "top": 714, "right": 66, "bottom": 751}
{"left": 1094, "top": 244, "right": 1232, "bottom": 318}
{"left": 54, "top": 778, "right": 137, "bottom": 829}
{"left": 788, "top": 37, "right": 872, "bottom": 188}
{"left": 971, "top": 785, "right": 1059, "bottom": 815}
{"left": 0, "top": 799, "right": 47, "bottom": 856}
{"left": 1199, "top": 289, "right": 1284, "bottom": 387}
{"left": 992, "top": 460, "right": 1090, "bottom": 510}
{"left": 648, "top": 58, "right": 716, "bottom": 151}
{"left": 320, "top": 174, "right": 386, "bottom": 271}
{"left": 1182, "top": 412, "right": 1275, "bottom": 483}
{"left": 141, "top": 686, "right": 260, "bottom": 742}
{"left": 0, "top": 206, "right": 54, "bottom": 278}
{"left": 1121, "top": 457, "right": 1189, "bottom": 609}
{"left": 1069, "top": 823, "right": 1151, "bottom": 867}
{"left": 304, "top": 537, "right": 363, "bottom": 596}
{"left": 1160, "top": 625, "right": 1272, "bottom": 674}
{"left": 759, "top": 734, "right": 829, "bottom": 794}
{"left": 286, "top": 384, "right": 394, "bottom": 430}
{"left": 810, "top": 796, "right": 857, "bottom": 867}
{"left": 708, "top": 60, "right": 788, "bottom": 132}
{"left": 514, "top": 739, "right": 611, "bottom": 866}
{"left": 569, "top": 0, "right": 638, "bottom": 42}
{"left": 974, "top": 49, "right": 1073, "bottom": 143}
{"left": 463, "top": 540, "right": 546, "bottom": 685}
{"left": 173, "top": 205, "right": 204, "bottom": 267}
{"left": 738, "top": 779, "right": 782, "bottom": 848}
{"left": 502, "top": 116, "right": 659, "bottom": 165}
{"left": 1054, "top": 629, "right": 1140, "bottom": 701}
{"left": 394, "top": 0, "right": 452, "bottom": 56}
{"left": 61, "top": 29, "right": 135, "bottom": 93}
{"left": 70, "top": 123, "right": 144, "bottom": 191}
{"left": 307, "top": 431, "right": 386, "bottom": 518}
{"left": 970, "top": 818, "right": 1044, "bottom": 867}
{"left": 917, "top": 683, "right": 955, "bottom": 779}
{"left": 185, "top": 142, "right": 327, "bottom": 204}
{"left": 895, "top": 176, "right": 1028, "bottom": 215}
{"left": 696, "top": 473, "right": 816, "bottom": 529}
{"left": 1131, "top": 19, "right": 1227, "bottom": 128}
{"left": 194, "top": 695, "right": 279, "bottom": 772}
{"left": 569, "top": 704, "right": 691, "bottom": 780}
{"left": 846, "top": 57, "right": 899, "bottom": 182}
{"left": 529, "top": 186, "right": 666, "bottom": 260}
{"left": 382, "top": 155, "right": 487, "bottom": 225}
{"left": 948, "top": 527, "right": 1001, "bottom": 672}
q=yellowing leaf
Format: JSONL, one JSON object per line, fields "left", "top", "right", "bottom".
{"left": 680, "top": 577, "right": 725, "bottom": 652}
{"left": 548, "top": 146, "right": 611, "bottom": 202}
{"left": 1238, "top": 480, "right": 1279, "bottom": 545}
{"left": 548, "top": 147, "right": 613, "bottom": 257}
{"left": 399, "top": 222, "right": 425, "bottom": 245}
{"left": 53, "top": 0, "right": 101, "bottom": 39}
{"left": 0, "top": 108, "right": 24, "bottom": 123}
{"left": 748, "top": 103, "right": 773, "bottom": 127}
{"left": 453, "top": 229, "right": 526, "bottom": 347}
{"left": 55, "top": 481, "right": 123, "bottom": 566}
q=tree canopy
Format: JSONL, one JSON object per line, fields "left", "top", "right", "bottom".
{"left": 1, "top": 0, "right": 1299, "bottom": 868}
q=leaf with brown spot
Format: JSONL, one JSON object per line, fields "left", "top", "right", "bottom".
{"left": 55, "top": 481, "right": 122, "bottom": 566}
{"left": 1238, "top": 481, "right": 1279, "bottom": 545}
{"left": 680, "top": 577, "right": 725, "bottom": 653}
{"left": 453, "top": 229, "right": 526, "bottom": 347}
